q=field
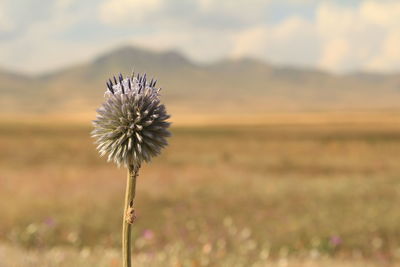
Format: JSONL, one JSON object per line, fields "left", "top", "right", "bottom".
{"left": 1, "top": 120, "right": 400, "bottom": 266}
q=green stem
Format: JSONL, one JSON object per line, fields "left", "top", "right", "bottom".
{"left": 122, "top": 165, "right": 139, "bottom": 267}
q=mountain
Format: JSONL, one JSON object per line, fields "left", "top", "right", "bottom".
{"left": 1, "top": 45, "right": 400, "bottom": 118}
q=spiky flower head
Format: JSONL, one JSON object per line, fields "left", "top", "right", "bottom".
{"left": 92, "top": 72, "right": 171, "bottom": 168}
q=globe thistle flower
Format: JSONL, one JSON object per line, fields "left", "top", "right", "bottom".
{"left": 92, "top": 72, "right": 171, "bottom": 168}
{"left": 91, "top": 71, "right": 171, "bottom": 267}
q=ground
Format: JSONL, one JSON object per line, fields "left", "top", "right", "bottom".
{"left": 0, "top": 121, "right": 400, "bottom": 266}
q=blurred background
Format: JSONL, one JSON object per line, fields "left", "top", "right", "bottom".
{"left": 1, "top": 0, "right": 400, "bottom": 266}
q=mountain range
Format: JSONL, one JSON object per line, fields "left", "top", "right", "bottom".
{"left": 1, "top": 45, "right": 400, "bottom": 120}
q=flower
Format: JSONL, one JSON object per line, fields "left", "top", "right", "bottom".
{"left": 330, "top": 235, "right": 342, "bottom": 246}
{"left": 92, "top": 72, "right": 171, "bottom": 168}
{"left": 142, "top": 229, "right": 154, "bottom": 240}
{"left": 44, "top": 217, "right": 56, "bottom": 227}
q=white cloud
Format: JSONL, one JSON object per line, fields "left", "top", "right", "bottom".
{"left": 0, "top": 3, "right": 14, "bottom": 32}
{"left": 231, "top": 1, "right": 400, "bottom": 73}
{"left": 366, "top": 31, "right": 400, "bottom": 71}
{"left": 315, "top": 1, "right": 400, "bottom": 72}
{"left": 197, "top": 0, "right": 270, "bottom": 24}
{"left": 319, "top": 39, "right": 350, "bottom": 70}
{"left": 231, "top": 17, "right": 319, "bottom": 67}
{"left": 99, "top": 0, "right": 162, "bottom": 25}
{"left": 127, "top": 28, "right": 236, "bottom": 63}
{"left": 2, "top": 0, "right": 400, "bottom": 73}
{"left": 360, "top": 1, "right": 400, "bottom": 27}
{"left": 0, "top": 0, "right": 104, "bottom": 73}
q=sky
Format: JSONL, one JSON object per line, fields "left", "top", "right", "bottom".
{"left": 0, "top": 0, "right": 399, "bottom": 74}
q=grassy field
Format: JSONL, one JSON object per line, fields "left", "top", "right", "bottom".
{"left": 1, "top": 121, "right": 400, "bottom": 266}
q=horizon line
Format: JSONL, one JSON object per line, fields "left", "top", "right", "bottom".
{"left": 0, "top": 44, "right": 398, "bottom": 78}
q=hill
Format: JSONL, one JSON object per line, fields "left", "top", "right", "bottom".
{"left": 1, "top": 45, "right": 400, "bottom": 120}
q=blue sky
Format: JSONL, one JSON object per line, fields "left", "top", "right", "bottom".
{"left": 0, "top": 0, "right": 399, "bottom": 74}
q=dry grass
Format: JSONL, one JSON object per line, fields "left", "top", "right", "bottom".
{"left": 1, "top": 121, "right": 400, "bottom": 266}
{"left": 0, "top": 244, "right": 384, "bottom": 267}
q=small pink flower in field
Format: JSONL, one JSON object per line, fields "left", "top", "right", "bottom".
{"left": 330, "top": 235, "right": 342, "bottom": 246}
{"left": 142, "top": 229, "right": 154, "bottom": 240}
{"left": 44, "top": 217, "right": 56, "bottom": 227}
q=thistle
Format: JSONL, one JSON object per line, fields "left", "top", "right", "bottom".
{"left": 92, "top": 71, "right": 170, "bottom": 267}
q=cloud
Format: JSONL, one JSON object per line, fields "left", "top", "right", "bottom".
{"left": 319, "top": 39, "right": 350, "bottom": 70}
{"left": 1, "top": 0, "right": 400, "bottom": 73}
{"left": 232, "top": 17, "right": 319, "bottom": 67}
{"left": 360, "top": 1, "right": 400, "bottom": 27}
{"left": 360, "top": 1, "right": 400, "bottom": 72}
{"left": 197, "top": 0, "right": 270, "bottom": 25}
{"left": 97, "top": 0, "right": 400, "bottom": 73}
{"left": 128, "top": 29, "right": 236, "bottom": 63}
{"left": 99, "top": 0, "right": 163, "bottom": 25}
{"left": 366, "top": 30, "right": 400, "bottom": 71}
{"left": 315, "top": 2, "right": 380, "bottom": 72}
{"left": 0, "top": 2, "right": 14, "bottom": 32}
{"left": 316, "top": 1, "right": 400, "bottom": 72}
{"left": 0, "top": 0, "right": 108, "bottom": 73}
{"left": 232, "top": 1, "right": 400, "bottom": 73}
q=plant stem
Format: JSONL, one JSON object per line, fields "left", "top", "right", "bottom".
{"left": 122, "top": 165, "right": 139, "bottom": 267}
